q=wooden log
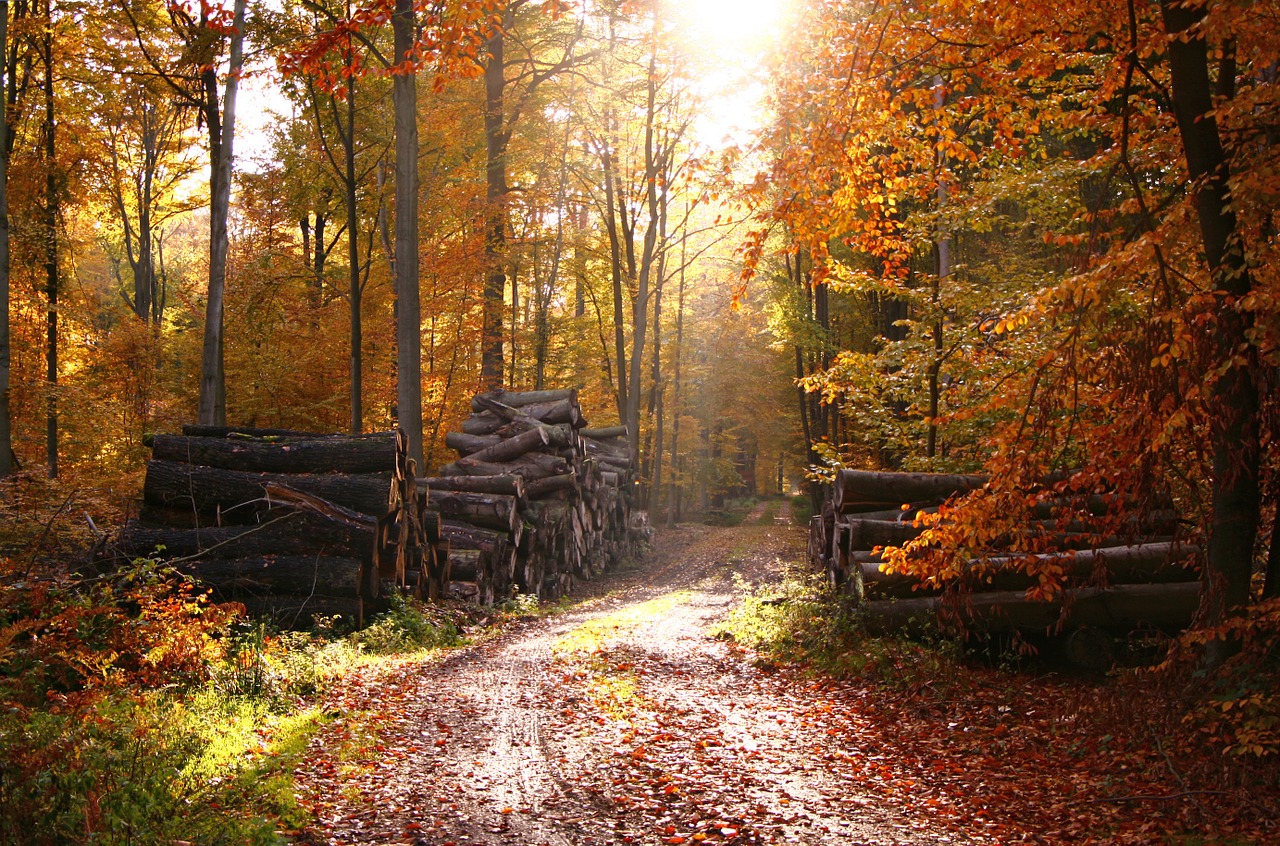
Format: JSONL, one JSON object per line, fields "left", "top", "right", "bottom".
{"left": 443, "top": 452, "right": 570, "bottom": 480}
{"left": 856, "top": 582, "right": 1200, "bottom": 635}
{"left": 143, "top": 460, "right": 391, "bottom": 520}
{"left": 524, "top": 473, "right": 579, "bottom": 499}
{"left": 445, "top": 548, "right": 487, "bottom": 583}
{"left": 580, "top": 425, "right": 627, "bottom": 439}
{"left": 177, "top": 555, "right": 362, "bottom": 595}
{"left": 115, "top": 511, "right": 372, "bottom": 562}
{"left": 180, "top": 424, "right": 333, "bottom": 439}
{"left": 150, "top": 433, "right": 395, "bottom": 475}
{"left": 460, "top": 426, "right": 550, "bottom": 464}
{"left": 462, "top": 413, "right": 506, "bottom": 436}
{"left": 833, "top": 469, "right": 987, "bottom": 512}
{"left": 473, "top": 393, "right": 583, "bottom": 428}
{"left": 861, "top": 542, "right": 1200, "bottom": 600}
{"left": 418, "top": 474, "right": 525, "bottom": 499}
{"left": 471, "top": 388, "right": 577, "bottom": 411}
{"left": 425, "top": 489, "right": 520, "bottom": 535}
{"left": 445, "top": 431, "right": 501, "bottom": 455}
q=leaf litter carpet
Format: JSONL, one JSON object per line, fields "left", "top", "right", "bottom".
{"left": 291, "top": 511, "right": 1275, "bottom": 845}
{"left": 293, "top": 515, "right": 961, "bottom": 845}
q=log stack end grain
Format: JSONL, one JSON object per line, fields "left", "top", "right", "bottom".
{"left": 430, "top": 390, "right": 648, "bottom": 604}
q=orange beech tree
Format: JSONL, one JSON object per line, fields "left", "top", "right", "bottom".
{"left": 747, "top": 0, "right": 1280, "bottom": 635}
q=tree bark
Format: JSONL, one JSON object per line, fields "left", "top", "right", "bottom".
{"left": 0, "top": 0, "right": 13, "bottom": 478}
{"left": 41, "top": 7, "right": 57, "bottom": 477}
{"left": 856, "top": 582, "right": 1200, "bottom": 636}
{"left": 197, "top": 0, "right": 245, "bottom": 427}
{"left": 832, "top": 468, "right": 986, "bottom": 511}
{"left": 481, "top": 19, "right": 508, "bottom": 388}
{"left": 392, "top": 0, "right": 423, "bottom": 467}
{"left": 149, "top": 433, "right": 395, "bottom": 474}
{"left": 142, "top": 460, "right": 391, "bottom": 519}
{"left": 1160, "top": 0, "right": 1260, "bottom": 634}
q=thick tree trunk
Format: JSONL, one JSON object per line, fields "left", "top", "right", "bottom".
{"left": 856, "top": 583, "right": 1200, "bottom": 636}
{"left": 42, "top": 15, "right": 57, "bottom": 478}
{"left": 392, "top": 0, "right": 423, "bottom": 467}
{"left": 197, "top": 0, "right": 245, "bottom": 427}
{"left": 418, "top": 474, "right": 526, "bottom": 499}
{"left": 833, "top": 469, "right": 986, "bottom": 511}
{"left": 860, "top": 542, "right": 1200, "bottom": 600}
{"left": 149, "top": 433, "right": 395, "bottom": 474}
{"left": 481, "top": 23, "right": 507, "bottom": 388}
{"left": 1161, "top": 0, "right": 1260, "bottom": 633}
{"left": 425, "top": 489, "right": 520, "bottom": 536}
{"left": 142, "top": 460, "right": 391, "bottom": 519}
{"left": 0, "top": 0, "right": 9, "bottom": 479}
{"left": 116, "top": 513, "right": 373, "bottom": 562}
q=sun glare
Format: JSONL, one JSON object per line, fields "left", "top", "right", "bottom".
{"left": 665, "top": 0, "right": 791, "bottom": 148}
{"left": 673, "top": 0, "right": 790, "bottom": 57}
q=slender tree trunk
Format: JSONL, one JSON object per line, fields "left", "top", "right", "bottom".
{"left": 343, "top": 63, "right": 362, "bottom": 434}
{"left": 481, "top": 24, "right": 507, "bottom": 389}
{"left": 41, "top": 12, "right": 56, "bottom": 478}
{"left": 601, "top": 140, "right": 627, "bottom": 422}
{"left": 1161, "top": 0, "right": 1260, "bottom": 633}
{"left": 392, "top": 0, "right": 423, "bottom": 466}
{"left": 625, "top": 48, "right": 661, "bottom": 462}
{"left": 0, "top": 0, "right": 11, "bottom": 478}
{"left": 665, "top": 235, "right": 687, "bottom": 526}
{"left": 928, "top": 79, "right": 948, "bottom": 460}
{"left": 197, "top": 0, "right": 245, "bottom": 427}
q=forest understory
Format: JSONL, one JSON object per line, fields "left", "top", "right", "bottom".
{"left": 285, "top": 505, "right": 1279, "bottom": 846}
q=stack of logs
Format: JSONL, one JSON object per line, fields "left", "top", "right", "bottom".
{"left": 111, "top": 390, "right": 648, "bottom": 627}
{"left": 810, "top": 469, "right": 1200, "bottom": 655}
{"left": 115, "top": 425, "right": 415, "bottom": 627}
{"left": 430, "top": 388, "right": 647, "bottom": 605}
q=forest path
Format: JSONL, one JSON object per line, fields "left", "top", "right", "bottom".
{"left": 293, "top": 507, "right": 968, "bottom": 846}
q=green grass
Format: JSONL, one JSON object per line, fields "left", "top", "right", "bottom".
{"left": 714, "top": 570, "right": 964, "bottom": 691}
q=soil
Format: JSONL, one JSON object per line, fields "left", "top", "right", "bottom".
{"left": 292, "top": 506, "right": 969, "bottom": 846}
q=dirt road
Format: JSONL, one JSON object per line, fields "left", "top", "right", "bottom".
{"left": 294, "top": 512, "right": 969, "bottom": 845}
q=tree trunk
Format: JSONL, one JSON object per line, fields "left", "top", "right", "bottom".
{"left": 392, "top": 0, "right": 423, "bottom": 467}
{"left": 116, "top": 513, "right": 373, "bottom": 562}
{"left": 345, "top": 63, "right": 363, "bottom": 434}
{"left": 833, "top": 469, "right": 986, "bottom": 511}
{"left": 418, "top": 474, "right": 526, "bottom": 498}
{"left": 149, "top": 433, "right": 395, "bottom": 474}
{"left": 425, "top": 489, "right": 520, "bottom": 536}
{"left": 1160, "top": 0, "right": 1260, "bottom": 637}
{"left": 856, "top": 582, "right": 1200, "bottom": 636}
{"left": 481, "top": 22, "right": 507, "bottom": 388}
{"left": 0, "top": 0, "right": 9, "bottom": 479}
{"left": 42, "top": 10, "right": 57, "bottom": 478}
{"left": 197, "top": 0, "right": 245, "bottom": 427}
{"left": 142, "top": 460, "right": 391, "bottom": 520}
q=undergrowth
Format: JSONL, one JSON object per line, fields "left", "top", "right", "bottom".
{"left": 0, "top": 486, "right": 469, "bottom": 846}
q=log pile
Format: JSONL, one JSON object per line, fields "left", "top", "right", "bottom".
{"left": 110, "top": 390, "right": 650, "bottom": 626}
{"left": 115, "top": 426, "right": 439, "bottom": 627}
{"left": 810, "top": 469, "right": 1199, "bottom": 652}
{"left": 429, "top": 389, "right": 649, "bottom": 605}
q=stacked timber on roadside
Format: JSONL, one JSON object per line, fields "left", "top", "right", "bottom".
{"left": 811, "top": 469, "right": 1200, "bottom": 650}
{"left": 430, "top": 388, "right": 648, "bottom": 605}
{"left": 116, "top": 426, "right": 441, "bottom": 627}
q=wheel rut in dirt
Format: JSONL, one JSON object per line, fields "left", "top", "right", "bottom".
{"left": 295, "top": 515, "right": 964, "bottom": 845}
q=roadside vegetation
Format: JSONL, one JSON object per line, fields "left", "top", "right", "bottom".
{"left": 0, "top": 476, "right": 473, "bottom": 845}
